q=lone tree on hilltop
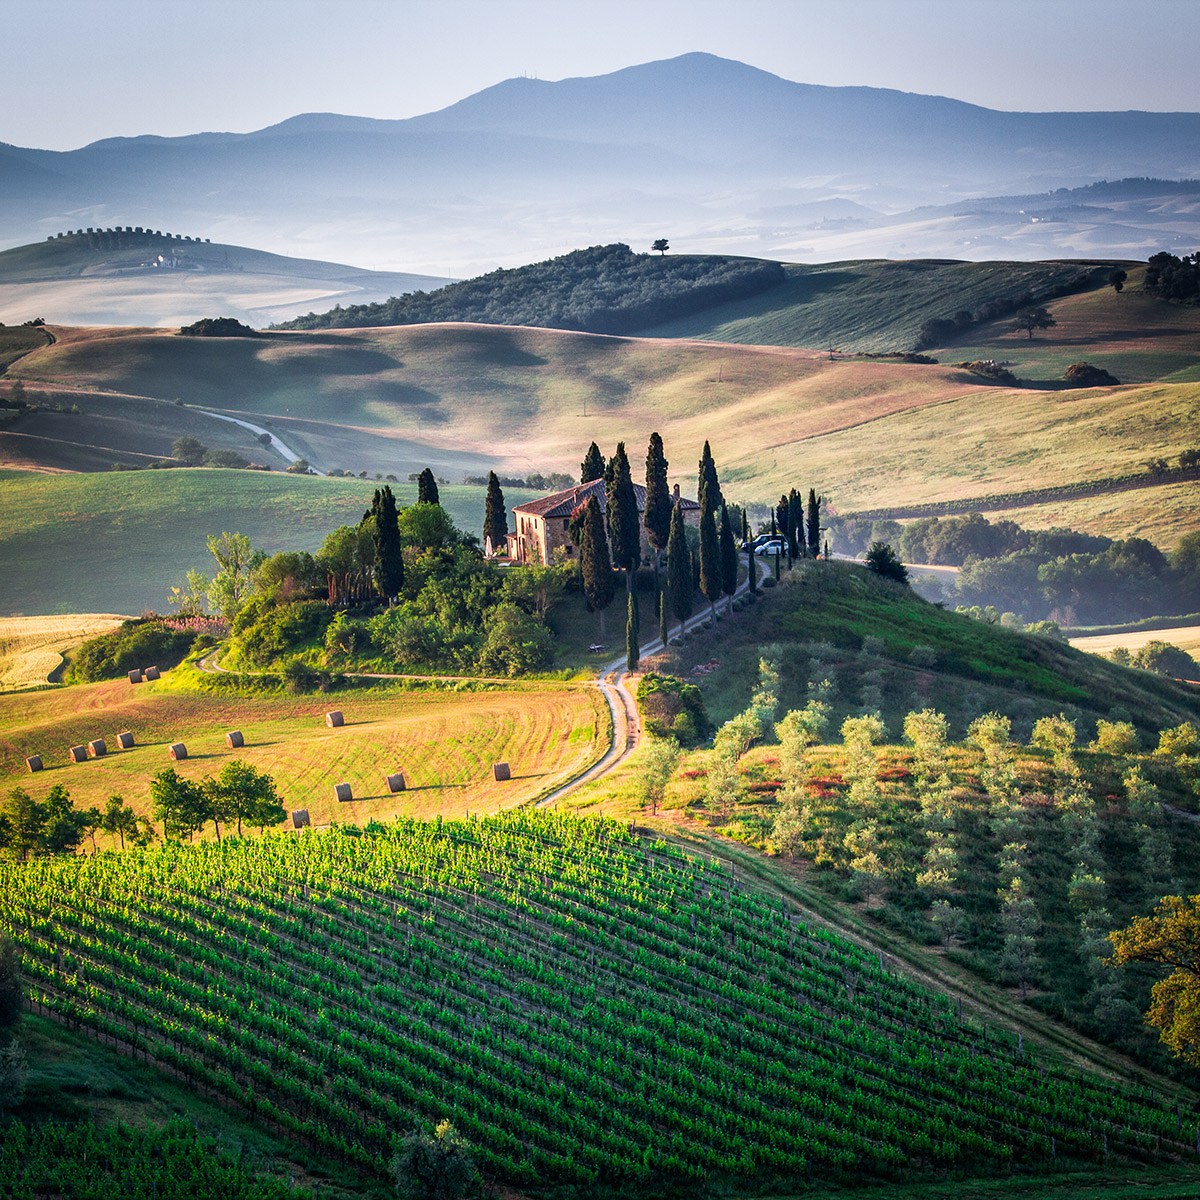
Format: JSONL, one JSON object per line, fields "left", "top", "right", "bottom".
{"left": 651, "top": 238, "right": 669, "bottom": 256}
{"left": 1013, "top": 306, "right": 1057, "bottom": 340}
{"left": 484, "top": 471, "right": 507, "bottom": 555}
{"left": 580, "top": 495, "right": 616, "bottom": 639}
{"left": 417, "top": 467, "right": 440, "bottom": 505}
{"left": 580, "top": 441, "right": 605, "bottom": 484}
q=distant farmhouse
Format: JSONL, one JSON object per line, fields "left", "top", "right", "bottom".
{"left": 507, "top": 478, "right": 701, "bottom": 565}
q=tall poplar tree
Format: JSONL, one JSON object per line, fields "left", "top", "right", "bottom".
{"left": 699, "top": 503, "right": 721, "bottom": 622}
{"left": 417, "top": 468, "right": 440, "bottom": 506}
{"left": 643, "top": 432, "right": 672, "bottom": 567}
{"left": 666, "top": 502, "right": 692, "bottom": 637}
{"left": 788, "top": 489, "right": 805, "bottom": 559}
{"left": 697, "top": 441, "right": 723, "bottom": 515}
{"left": 484, "top": 472, "right": 508, "bottom": 555}
{"left": 580, "top": 495, "right": 615, "bottom": 639}
{"left": 580, "top": 441, "right": 605, "bottom": 484}
{"left": 807, "top": 488, "right": 822, "bottom": 559}
{"left": 371, "top": 485, "right": 404, "bottom": 603}
{"left": 606, "top": 442, "right": 640, "bottom": 586}
{"left": 719, "top": 504, "right": 739, "bottom": 613}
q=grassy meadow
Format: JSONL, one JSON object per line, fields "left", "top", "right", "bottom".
{"left": 0, "top": 468, "right": 537, "bottom": 615}
{"left": 0, "top": 671, "right": 607, "bottom": 830}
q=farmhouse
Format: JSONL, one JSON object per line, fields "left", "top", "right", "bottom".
{"left": 507, "top": 479, "right": 701, "bottom": 566}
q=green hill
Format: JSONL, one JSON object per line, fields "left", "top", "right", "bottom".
{"left": 0, "top": 811, "right": 1188, "bottom": 1195}
{"left": 0, "top": 469, "right": 537, "bottom": 615}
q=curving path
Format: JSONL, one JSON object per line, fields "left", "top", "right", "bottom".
{"left": 196, "top": 409, "right": 324, "bottom": 475}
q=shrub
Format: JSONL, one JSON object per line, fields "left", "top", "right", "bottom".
{"left": 638, "top": 673, "right": 711, "bottom": 747}
{"left": 1131, "top": 640, "right": 1199, "bottom": 680}
{"left": 1064, "top": 362, "right": 1120, "bottom": 387}
{"left": 70, "top": 619, "right": 199, "bottom": 682}
{"left": 232, "top": 600, "right": 334, "bottom": 668}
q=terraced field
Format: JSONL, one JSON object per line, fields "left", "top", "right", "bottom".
{"left": 0, "top": 676, "right": 606, "bottom": 827}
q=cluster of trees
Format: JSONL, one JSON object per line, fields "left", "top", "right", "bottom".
{"left": 463, "top": 470, "right": 573, "bottom": 492}
{"left": 276, "top": 244, "right": 785, "bottom": 336}
{"left": 1109, "top": 640, "right": 1200, "bottom": 680}
{"left": 0, "top": 787, "right": 148, "bottom": 859}
{"left": 1144, "top": 250, "right": 1200, "bottom": 303}
{"left": 150, "top": 761, "right": 284, "bottom": 842}
{"left": 71, "top": 617, "right": 215, "bottom": 683}
{"left": 178, "top": 317, "right": 259, "bottom": 337}
{"left": 169, "top": 435, "right": 270, "bottom": 471}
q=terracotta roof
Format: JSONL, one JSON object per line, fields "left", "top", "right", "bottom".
{"left": 512, "top": 478, "right": 700, "bottom": 520}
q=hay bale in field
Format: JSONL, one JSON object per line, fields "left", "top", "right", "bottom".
{"left": 334, "top": 782, "right": 353, "bottom": 802}
{"left": 386, "top": 772, "right": 406, "bottom": 793}
{"left": 128, "top": 669, "right": 144, "bottom": 684}
{"left": 25, "top": 755, "right": 42, "bottom": 773}
{"left": 325, "top": 710, "right": 345, "bottom": 728}
{"left": 115, "top": 731, "right": 135, "bottom": 749}
{"left": 226, "top": 730, "right": 244, "bottom": 749}
{"left": 292, "top": 809, "right": 311, "bottom": 829}
{"left": 492, "top": 761, "right": 511, "bottom": 782}
{"left": 168, "top": 743, "right": 187, "bottom": 761}
{"left": 88, "top": 739, "right": 107, "bottom": 758}
{"left": 143, "top": 665, "right": 160, "bottom": 681}
{"left": 68, "top": 745, "right": 87, "bottom": 763}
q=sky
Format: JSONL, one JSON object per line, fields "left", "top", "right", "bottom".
{"left": 5, "top": 0, "right": 1198, "bottom": 150}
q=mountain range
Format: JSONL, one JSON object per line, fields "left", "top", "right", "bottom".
{"left": 2, "top": 53, "right": 1199, "bottom": 273}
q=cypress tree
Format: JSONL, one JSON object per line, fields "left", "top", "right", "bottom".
{"left": 371, "top": 485, "right": 404, "bottom": 603}
{"left": 581, "top": 441, "right": 605, "bottom": 484}
{"left": 774, "top": 547, "right": 782, "bottom": 582}
{"left": 719, "top": 504, "right": 738, "bottom": 613}
{"left": 807, "top": 488, "right": 822, "bottom": 559}
{"left": 740, "top": 507, "right": 750, "bottom": 544}
{"left": 788, "top": 488, "right": 805, "bottom": 559}
{"left": 626, "top": 585, "right": 640, "bottom": 673}
{"left": 606, "top": 442, "right": 640, "bottom": 583}
{"left": 666, "top": 502, "right": 692, "bottom": 637}
{"left": 643, "top": 432, "right": 672, "bottom": 566}
{"left": 417, "top": 468, "right": 440, "bottom": 506}
{"left": 658, "top": 586, "right": 668, "bottom": 645}
{"left": 698, "top": 440, "right": 723, "bottom": 515}
{"left": 747, "top": 538, "right": 758, "bottom": 594}
{"left": 580, "top": 495, "right": 615, "bottom": 639}
{"left": 699, "top": 503, "right": 721, "bottom": 621}
{"left": 484, "top": 472, "right": 508, "bottom": 554}
{"left": 769, "top": 509, "right": 777, "bottom": 537}
{"left": 776, "top": 494, "right": 792, "bottom": 568}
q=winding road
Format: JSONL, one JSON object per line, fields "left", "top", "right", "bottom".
{"left": 196, "top": 409, "right": 324, "bottom": 475}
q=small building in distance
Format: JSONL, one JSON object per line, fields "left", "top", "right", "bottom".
{"left": 507, "top": 478, "right": 701, "bottom": 566}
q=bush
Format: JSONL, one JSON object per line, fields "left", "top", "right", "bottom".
{"left": 70, "top": 619, "right": 200, "bottom": 682}
{"left": 476, "top": 603, "right": 554, "bottom": 677}
{"left": 1064, "top": 362, "right": 1121, "bottom": 387}
{"left": 231, "top": 600, "right": 334, "bottom": 667}
{"left": 1131, "top": 640, "right": 1199, "bottom": 680}
{"left": 638, "top": 673, "right": 711, "bottom": 747}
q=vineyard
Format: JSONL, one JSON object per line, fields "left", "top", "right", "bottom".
{"left": 0, "top": 813, "right": 1192, "bottom": 1192}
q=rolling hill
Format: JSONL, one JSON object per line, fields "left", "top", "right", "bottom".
{"left": 0, "top": 229, "right": 445, "bottom": 328}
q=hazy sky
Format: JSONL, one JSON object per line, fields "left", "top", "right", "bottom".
{"left": 6, "top": 0, "right": 1198, "bottom": 150}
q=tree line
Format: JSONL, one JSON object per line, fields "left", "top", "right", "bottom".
{"left": 275, "top": 243, "right": 786, "bottom": 335}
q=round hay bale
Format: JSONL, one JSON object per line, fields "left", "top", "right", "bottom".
{"left": 325, "top": 710, "right": 345, "bottom": 728}
{"left": 226, "top": 730, "right": 245, "bottom": 749}
{"left": 115, "top": 731, "right": 135, "bottom": 749}
{"left": 128, "top": 669, "right": 144, "bottom": 684}
{"left": 25, "top": 755, "right": 43, "bottom": 773}
{"left": 386, "top": 772, "right": 406, "bottom": 793}
{"left": 87, "top": 739, "right": 107, "bottom": 758}
{"left": 291, "top": 809, "right": 311, "bottom": 829}
{"left": 492, "top": 761, "right": 511, "bottom": 782}
{"left": 334, "top": 782, "right": 353, "bottom": 803}
{"left": 168, "top": 743, "right": 188, "bottom": 761}
{"left": 143, "top": 665, "right": 160, "bottom": 681}
{"left": 68, "top": 745, "right": 87, "bottom": 763}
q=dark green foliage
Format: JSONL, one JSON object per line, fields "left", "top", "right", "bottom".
{"left": 483, "top": 472, "right": 508, "bottom": 552}
{"left": 178, "top": 316, "right": 260, "bottom": 337}
{"left": 775, "top": 494, "right": 790, "bottom": 558}
{"left": 580, "top": 442, "right": 605, "bottom": 484}
{"left": 253, "top": 550, "right": 324, "bottom": 599}
{"left": 393, "top": 1120, "right": 479, "bottom": 1200}
{"left": 231, "top": 599, "right": 333, "bottom": 667}
{"left": 203, "top": 760, "right": 286, "bottom": 838}
{"left": 276, "top": 243, "right": 785, "bottom": 334}
{"left": 807, "top": 488, "right": 822, "bottom": 559}
{"left": 606, "top": 442, "right": 640, "bottom": 574}
{"left": 658, "top": 587, "right": 668, "bottom": 645}
{"left": 719, "top": 505, "right": 738, "bottom": 603}
{"left": 0, "top": 1119, "right": 312, "bottom": 1199}
{"left": 417, "top": 468, "right": 440, "bottom": 506}
{"left": 747, "top": 539, "right": 758, "bottom": 594}
{"left": 642, "top": 432, "right": 672, "bottom": 554}
{"left": 866, "top": 541, "right": 910, "bottom": 585}
{"left": 370, "top": 486, "right": 404, "bottom": 603}
{"left": 150, "top": 769, "right": 208, "bottom": 842}
{"left": 171, "top": 435, "right": 208, "bottom": 465}
{"left": 697, "top": 440, "right": 722, "bottom": 515}
{"left": 477, "top": 603, "right": 554, "bottom": 676}
{"left": 626, "top": 586, "right": 640, "bottom": 673}
{"left": 580, "top": 496, "right": 615, "bottom": 629}
{"left": 1131, "top": 640, "right": 1199, "bottom": 680}
{"left": 637, "top": 674, "right": 710, "bottom": 745}
{"left": 69, "top": 619, "right": 200, "bottom": 683}
{"left": 1012, "top": 306, "right": 1057, "bottom": 340}
{"left": 1064, "top": 362, "right": 1121, "bottom": 387}
{"left": 1144, "top": 250, "right": 1200, "bottom": 303}
{"left": 788, "top": 488, "right": 805, "bottom": 559}
{"left": 666, "top": 503, "right": 693, "bottom": 630}
{"left": 0, "top": 937, "right": 22, "bottom": 1041}
{"left": 1109, "top": 268, "right": 1128, "bottom": 293}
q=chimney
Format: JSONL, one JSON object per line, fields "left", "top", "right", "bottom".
{"left": 673, "top": 483, "right": 681, "bottom": 504}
